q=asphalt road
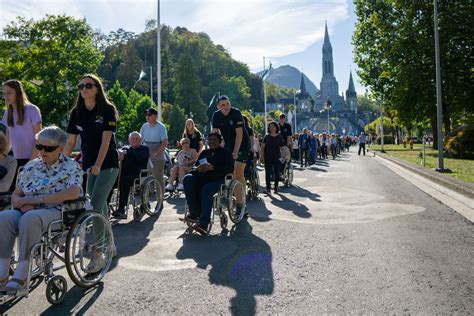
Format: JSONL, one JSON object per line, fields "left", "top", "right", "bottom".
{"left": 2, "top": 148, "right": 473, "bottom": 315}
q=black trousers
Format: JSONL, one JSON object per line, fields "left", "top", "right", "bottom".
{"left": 119, "top": 174, "right": 138, "bottom": 210}
{"left": 265, "top": 159, "right": 280, "bottom": 189}
{"left": 300, "top": 148, "right": 310, "bottom": 166}
{"left": 358, "top": 143, "right": 366, "bottom": 156}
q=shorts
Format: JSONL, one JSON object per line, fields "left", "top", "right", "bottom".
{"left": 235, "top": 149, "right": 250, "bottom": 163}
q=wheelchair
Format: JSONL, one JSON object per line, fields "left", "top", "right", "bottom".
{"left": 245, "top": 165, "right": 260, "bottom": 200}
{"left": 281, "top": 159, "right": 294, "bottom": 187}
{"left": 183, "top": 174, "right": 246, "bottom": 234}
{"left": 109, "top": 169, "right": 163, "bottom": 221}
{"left": 1, "top": 198, "right": 114, "bottom": 305}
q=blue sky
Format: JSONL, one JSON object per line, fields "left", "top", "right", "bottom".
{"left": 0, "top": 0, "right": 365, "bottom": 94}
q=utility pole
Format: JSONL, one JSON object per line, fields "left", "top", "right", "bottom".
{"left": 434, "top": 0, "right": 444, "bottom": 171}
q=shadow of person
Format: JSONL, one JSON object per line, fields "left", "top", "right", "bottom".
{"left": 176, "top": 220, "right": 274, "bottom": 315}
{"left": 268, "top": 193, "right": 312, "bottom": 219}
{"left": 39, "top": 283, "right": 104, "bottom": 316}
{"left": 246, "top": 197, "right": 273, "bottom": 222}
{"left": 284, "top": 185, "right": 321, "bottom": 202}
{"left": 108, "top": 211, "right": 161, "bottom": 271}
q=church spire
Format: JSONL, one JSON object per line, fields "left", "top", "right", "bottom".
{"left": 299, "top": 72, "right": 307, "bottom": 94}
{"left": 323, "top": 21, "right": 331, "bottom": 47}
{"left": 348, "top": 71, "right": 356, "bottom": 93}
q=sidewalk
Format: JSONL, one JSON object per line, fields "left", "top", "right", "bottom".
{"left": 373, "top": 151, "right": 474, "bottom": 222}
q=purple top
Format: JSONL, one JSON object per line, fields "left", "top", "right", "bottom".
{"left": 1, "top": 104, "right": 42, "bottom": 159}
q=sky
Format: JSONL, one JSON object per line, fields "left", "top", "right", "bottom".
{"left": 0, "top": 0, "right": 365, "bottom": 94}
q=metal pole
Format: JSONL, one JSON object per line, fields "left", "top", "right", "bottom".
{"left": 327, "top": 106, "right": 330, "bottom": 133}
{"left": 293, "top": 90, "right": 297, "bottom": 132}
{"left": 423, "top": 136, "right": 426, "bottom": 167}
{"left": 149, "top": 66, "right": 153, "bottom": 104}
{"left": 434, "top": 0, "right": 444, "bottom": 171}
{"left": 263, "top": 57, "right": 267, "bottom": 128}
{"left": 157, "top": 0, "right": 162, "bottom": 121}
{"left": 380, "top": 98, "right": 385, "bottom": 153}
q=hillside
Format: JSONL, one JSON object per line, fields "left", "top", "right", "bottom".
{"left": 256, "top": 65, "right": 318, "bottom": 97}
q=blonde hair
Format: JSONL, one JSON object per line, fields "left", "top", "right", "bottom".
{"left": 182, "top": 118, "right": 201, "bottom": 139}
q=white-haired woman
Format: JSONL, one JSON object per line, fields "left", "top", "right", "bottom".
{"left": 0, "top": 126, "right": 82, "bottom": 291}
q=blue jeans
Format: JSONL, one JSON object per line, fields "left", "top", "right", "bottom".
{"left": 183, "top": 173, "right": 224, "bottom": 229}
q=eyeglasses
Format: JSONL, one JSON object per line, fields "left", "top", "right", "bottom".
{"left": 35, "top": 144, "right": 59, "bottom": 152}
{"left": 77, "top": 83, "right": 97, "bottom": 90}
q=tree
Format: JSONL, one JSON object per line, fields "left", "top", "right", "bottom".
{"left": 2, "top": 15, "right": 103, "bottom": 124}
{"left": 353, "top": 1, "right": 474, "bottom": 149}
{"left": 162, "top": 102, "right": 186, "bottom": 145}
{"left": 173, "top": 52, "right": 207, "bottom": 125}
{"left": 207, "top": 76, "right": 251, "bottom": 109}
{"left": 107, "top": 81, "right": 129, "bottom": 114}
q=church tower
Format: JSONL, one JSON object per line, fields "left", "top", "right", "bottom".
{"left": 296, "top": 72, "right": 313, "bottom": 113}
{"left": 318, "top": 22, "right": 343, "bottom": 110}
{"left": 345, "top": 71, "right": 357, "bottom": 111}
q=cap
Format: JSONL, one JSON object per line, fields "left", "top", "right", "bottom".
{"left": 144, "top": 108, "right": 158, "bottom": 116}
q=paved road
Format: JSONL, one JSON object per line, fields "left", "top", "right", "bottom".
{"left": 2, "top": 149, "right": 473, "bottom": 314}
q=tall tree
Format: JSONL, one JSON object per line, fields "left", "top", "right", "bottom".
{"left": 173, "top": 52, "right": 207, "bottom": 125}
{"left": 2, "top": 15, "right": 103, "bottom": 124}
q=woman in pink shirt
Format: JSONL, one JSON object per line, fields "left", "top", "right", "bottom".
{"left": 1, "top": 80, "right": 42, "bottom": 168}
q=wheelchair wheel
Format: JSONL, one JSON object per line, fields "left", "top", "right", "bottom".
{"left": 284, "top": 163, "right": 293, "bottom": 187}
{"left": 250, "top": 168, "right": 260, "bottom": 199}
{"left": 227, "top": 180, "right": 246, "bottom": 224}
{"left": 141, "top": 177, "right": 163, "bottom": 216}
{"left": 65, "top": 211, "right": 113, "bottom": 288}
{"left": 219, "top": 212, "right": 228, "bottom": 230}
{"left": 46, "top": 275, "right": 67, "bottom": 305}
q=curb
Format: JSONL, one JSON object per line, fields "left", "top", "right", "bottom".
{"left": 373, "top": 151, "right": 474, "bottom": 200}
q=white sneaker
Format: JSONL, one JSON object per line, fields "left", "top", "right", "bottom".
{"left": 165, "top": 183, "right": 175, "bottom": 191}
{"left": 85, "top": 252, "right": 106, "bottom": 274}
{"left": 176, "top": 183, "right": 184, "bottom": 191}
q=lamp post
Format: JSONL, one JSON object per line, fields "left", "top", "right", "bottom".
{"left": 379, "top": 97, "right": 385, "bottom": 153}
{"left": 434, "top": 0, "right": 444, "bottom": 171}
{"left": 325, "top": 101, "right": 332, "bottom": 133}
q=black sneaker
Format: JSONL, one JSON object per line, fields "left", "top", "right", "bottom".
{"left": 112, "top": 210, "right": 127, "bottom": 220}
{"left": 274, "top": 187, "right": 279, "bottom": 194}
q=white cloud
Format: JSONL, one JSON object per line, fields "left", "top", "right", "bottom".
{"left": 0, "top": 0, "right": 352, "bottom": 76}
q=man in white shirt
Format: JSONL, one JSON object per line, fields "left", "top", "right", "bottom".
{"left": 140, "top": 108, "right": 168, "bottom": 205}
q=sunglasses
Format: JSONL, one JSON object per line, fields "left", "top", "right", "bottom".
{"left": 77, "top": 83, "right": 97, "bottom": 90}
{"left": 35, "top": 144, "right": 59, "bottom": 152}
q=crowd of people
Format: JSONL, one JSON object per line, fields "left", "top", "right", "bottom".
{"left": 0, "top": 75, "right": 368, "bottom": 292}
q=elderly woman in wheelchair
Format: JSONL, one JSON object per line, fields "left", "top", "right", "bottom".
{"left": 0, "top": 126, "right": 83, "bottom": 296}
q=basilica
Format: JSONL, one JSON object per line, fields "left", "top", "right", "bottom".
{"left": 294, "top": 23, "right": 372, "bottom": 135}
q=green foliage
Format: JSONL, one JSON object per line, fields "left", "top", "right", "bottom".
{"left": 107, "top": 81, "right": 129, "bottom": 114}
{"left": 173, "top": 52, "right": 207, "bottom": 125}
{"left": 446, "top": 124, "right": 474, "bottom": 159}
{"left": 376, "top": 135, "right": 394, "bottom": 145}
{"left": 353, "top": 1, "right": 474, "bottom": 145}
{"left": 253, "top": 114, "right": 266, "bottom": 136}
{"left": 162, "top": 102, "right": 186, "bottom": 145}
{"left": 1, "top": 15, "right": 103, "bottom": 124}
{"left": 208, "top": 76, "right": 251, "bottom": 110}
{"left": 364, "top": 116, "right": 393, "bottom": 136}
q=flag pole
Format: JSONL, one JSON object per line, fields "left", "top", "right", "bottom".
{"left": 149, "top": 66, "right": 153, "bottom": 104}
{"left": 157, "top": 0, "right": 162, "bottom": 120}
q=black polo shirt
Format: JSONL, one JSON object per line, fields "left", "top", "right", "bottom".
{"left": 67, "top": 104, "right": 119, "bottom": 171}
{"left": 279, "top": 122, "right": 292, "bottom": 146}
{"left": 212, "top": 108, "right": 250, "bottom": 153}
{"left": 185, "top": 130, "right": 202, "bottom": 153}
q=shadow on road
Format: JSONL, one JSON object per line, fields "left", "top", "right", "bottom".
{"left": 176, "top": 220, "right": 274, "bottom": 316}
{"left": 39, "top": 283, "right": 104, "bottom": 316}
{"left": 108, "top": 212, "right": 161, "bottom": 272}
{"left": 0, "top": 276, "right": 43, "bottom": 314}
{"left": 268, "top": 193, "right": 311, "bottom": 218}
{"left": 287, "top": 185, "right": 321, "bottom": 202}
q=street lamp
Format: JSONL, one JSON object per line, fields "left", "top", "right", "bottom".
{"left": 324, "top": 100, "right": 332, "bottom": 133}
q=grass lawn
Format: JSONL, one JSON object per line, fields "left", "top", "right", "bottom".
{"left": 369, "top": 144, "right": 474, "bottom": 184}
